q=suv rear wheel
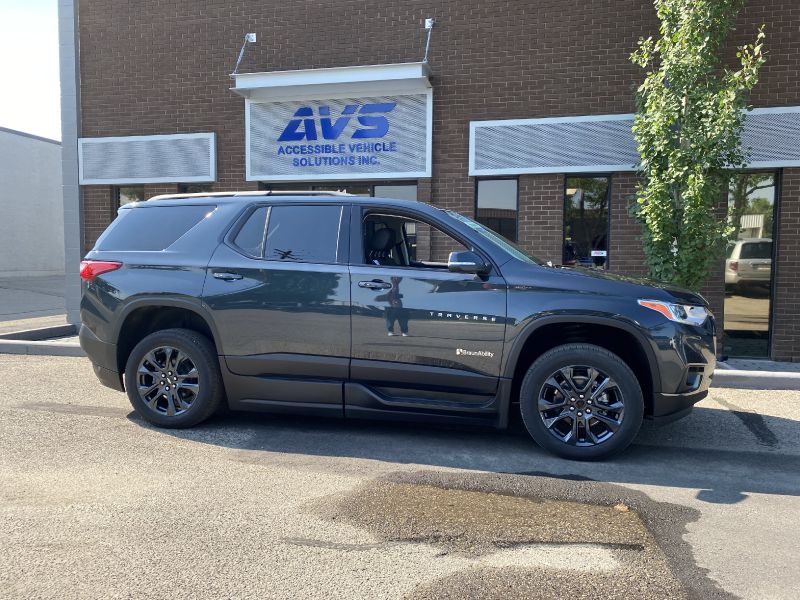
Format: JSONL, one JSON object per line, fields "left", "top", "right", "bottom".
{"left": 520, "top": 343, "right": 644, "bottom": 460}
{"left": 124, "top": 328, "right": 224, "bottom": 427}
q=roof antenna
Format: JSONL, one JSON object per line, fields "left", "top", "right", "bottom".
{"left": 231, "top": 33, "right": 257, "bottom": 78}
{"left": 423, "top": 18, "right": 435, "bottom": 63}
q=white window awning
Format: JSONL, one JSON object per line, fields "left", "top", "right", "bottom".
{"left": 231, "top": 62, "right": 432, "bottom": 101}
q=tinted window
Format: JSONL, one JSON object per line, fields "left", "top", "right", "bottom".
{"left": 265, "top": 205, "right": 342, "bottom": 263}
{"left": 233, "top": 207, "right": 268, "bottom": 257}
{"left": 96, "top": 205, "right": 212, "bottom": 251}
{"left": 740, "top": 241, "right": 772, "bottom": 259}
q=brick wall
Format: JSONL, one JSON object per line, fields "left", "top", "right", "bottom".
{"left": 76, "top": 0, "right": 800, "bottom": 357}
{"left": 608, "top": 172, "right": 647, "bottom": 278}
{"left": 772, "top": 169, "right": 800, "bottom": 361}
{"left": 517, "top": 174, "right": 563, "bottom": 264}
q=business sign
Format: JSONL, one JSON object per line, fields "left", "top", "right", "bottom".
{"left": 246, "top": 92, "right": 432, "bottom": 181}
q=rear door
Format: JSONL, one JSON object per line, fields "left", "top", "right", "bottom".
{"left": 346, "top": 205, "right": 508, "bottom": 421}
{"left": 202, "top": 202, "right": 350, "bottom": 414}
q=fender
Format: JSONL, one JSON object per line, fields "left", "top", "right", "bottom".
{"left": 501, "top": 313, "right": 662, "bottom": 394}
{"left": 114, "top": 296, "right": 224, "bottom": 354}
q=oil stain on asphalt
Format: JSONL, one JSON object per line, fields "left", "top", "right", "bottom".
{"left": 307, "top": 470, "right": 737, "bottom": 600}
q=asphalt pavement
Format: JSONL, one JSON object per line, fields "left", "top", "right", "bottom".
{"left": 1, "top": 354, "right": 799, "bottom": 599}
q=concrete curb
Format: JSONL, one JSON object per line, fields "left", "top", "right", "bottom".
{"left": 711, "top": 369, "right": 800, "bottom": 391}
{"left": 0, "top": 324, "right": 76, "bottom": 341}
{"left": 0, "top": 339, "right": 85, "bottom": 357}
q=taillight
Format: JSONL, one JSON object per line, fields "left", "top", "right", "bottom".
{"left": 729, "top": 260, "right": 738, "bottom": 272}
{"left": 79, "top": 260, "right": 122, "bottom": 281}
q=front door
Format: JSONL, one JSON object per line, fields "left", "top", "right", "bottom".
{"left": 203, "top": 203, "right": 350, "bottom": 413}
{"left": 346, "top": 207, "right": 508, "bottom": 419}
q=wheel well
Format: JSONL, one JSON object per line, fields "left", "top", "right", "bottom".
{"left": 116, "top": 306, "right": 217, "bottom": 373}
{"left": 510, "top": 322, "right": 655, "bottom": 416}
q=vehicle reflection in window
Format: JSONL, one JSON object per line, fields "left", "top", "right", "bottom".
{"left": 724, "top": 172, "right": 776, "bottom": 358}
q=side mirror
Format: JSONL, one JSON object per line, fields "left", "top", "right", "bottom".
{"left": 448, "top": 251, "right": 490, "bottom": 275}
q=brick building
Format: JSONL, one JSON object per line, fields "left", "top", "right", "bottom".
{"left": 60, "top": 0, "right": 800, "bottom": 360}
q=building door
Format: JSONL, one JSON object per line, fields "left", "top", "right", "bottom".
{"left": 723, "top": 172, "right": 777, "bottom": 358}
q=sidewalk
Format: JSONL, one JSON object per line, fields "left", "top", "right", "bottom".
{"left": 0, "top": 275, "right": 66, "bottom": 332}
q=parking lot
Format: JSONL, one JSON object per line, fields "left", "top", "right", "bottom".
{"left": 2, "top": 354, "right": 799, "bottom": 599}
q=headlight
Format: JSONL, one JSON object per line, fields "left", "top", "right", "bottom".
{"left": 638, "top": 299, "right": 709, "bottom": 326}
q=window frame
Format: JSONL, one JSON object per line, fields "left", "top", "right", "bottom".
{"left": 474, "top": 177, "right": 519, "bottom": 243}
{"left": 351, "top": 205, "right": 495, "bottom": 273}
{"left": 562, "top": 174, "right": 612, "bottom": 270}
{"left": 224, "top": 202, "right": 349, "bottom": 265}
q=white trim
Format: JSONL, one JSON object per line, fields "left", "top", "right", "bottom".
{"left": 232, "top": 62, "right": 431, "bottom": 99}
{"left": 425, "top": 90, "right": 433, "bottom": 179}
{"left": 78, "top": 132, "right": 216, "bottom": 185}
{"left": 471, "top": 165, "right": 638, "bottom": 177}
{"left": 747, "top": 105, "right": 800, "bottom": 115}
{"left": 472, "top": 113, "right": 635, "bottom": 129}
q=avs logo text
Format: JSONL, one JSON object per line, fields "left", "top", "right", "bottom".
{"left": 278, "top": 103, "right": 397, "bottom": 142}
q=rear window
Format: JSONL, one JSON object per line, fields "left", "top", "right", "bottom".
{"left": 739, "top": 241, "right": 772, "bottom": 259}
{"left": 96, "top": 205, "right": 213, "bottom": 251}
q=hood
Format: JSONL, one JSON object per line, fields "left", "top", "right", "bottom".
{"left": 511, "top": 262, "right": 709, "bottom": 307}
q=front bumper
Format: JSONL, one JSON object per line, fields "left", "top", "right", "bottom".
{"left": 646, "top": 317, "right": 716, "bottom": 426}
{"left": 79, "top": 324, "right": 124, "bottom": 391}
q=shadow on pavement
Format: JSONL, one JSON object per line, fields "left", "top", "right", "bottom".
{"left": 130, "top": 405, "right": 800, "bottom": 505}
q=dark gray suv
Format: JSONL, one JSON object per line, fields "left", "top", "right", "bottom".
{"left": 80, "top": 191, "right": 716, "bottom": 460}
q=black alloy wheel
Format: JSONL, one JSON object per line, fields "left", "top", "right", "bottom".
{"left": 520, "top": 343, "right": 644, "bottom": 460}
{"left": 124, "top": 328, "right": 224, "bottom": 428}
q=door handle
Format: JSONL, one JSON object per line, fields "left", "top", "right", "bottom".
{"left": 358, "top": 279, "right": 392, "bottom": 290}
{"left": 213, "top": 271, "right": 243, "bottom": 281}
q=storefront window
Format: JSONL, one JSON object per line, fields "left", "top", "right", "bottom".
{"left": 259, "top": 182, "right": 417, "bottom": 200}
{"left": 116, "top": 185, "right": 144, "bottom": 207}
{"left": 178, "top": 184, "right": 213, "bottom": 194}
{"left": 563, "top": 177, "right": 609, "bottom": 269}
{"left": 475, "top": 178, "right": 518, "bottom": 242}
{"left": 723, "top": 172, "right": 777, "bottom": 358}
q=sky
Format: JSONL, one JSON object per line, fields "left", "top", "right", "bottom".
{"left": 0, "top": 0, "right": 61, "bottom": 141}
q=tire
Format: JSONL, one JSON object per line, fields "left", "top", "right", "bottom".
{"left": 124, "top": 328, "right": 224, "bottom": 428}
{"left": 519, "top": 343, "right": 644, "bottom": 460}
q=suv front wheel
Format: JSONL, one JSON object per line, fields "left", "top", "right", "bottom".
{"left": 124, "top": 328, "right": 224, "bottom": 427}
{"left": 520, "top": 343, "right": 644, "bottom": 460}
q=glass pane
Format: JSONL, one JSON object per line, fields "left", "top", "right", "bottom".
{"left": 97, "top": 205, "right": 213, "bottom": 251}
{"left": 233, "top": 207, "right": 268, "bottom": 257}
{"left": 724, "top": 172, "right": 776, "bottom": 358}
{"left": 363, "top": 213, "right": 467, "bottom": 266}
{"left": 117, "top": 185, "right": 144, "bottom": 206}
{"left": 476, "top": 179, "right": 518, "bottom": 242}
{"left": 374, "top": 184, "right": 418, "bottom": 200}
{"left": 265, "top": 205, "right": 342, "bottom": 263}
{"left": 563, "top": 177, "right": 609, "bottom": 269}
{"left": 178, "top": 184, "right": 213, "bottom": 194}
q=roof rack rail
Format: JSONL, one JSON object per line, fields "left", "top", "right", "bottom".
{"left": 147, "top": 190, "right": 354, "bottom": 201}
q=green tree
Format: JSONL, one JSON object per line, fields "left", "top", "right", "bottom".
{"left": 631, "top": 0, "right": 765, "bottom": 290}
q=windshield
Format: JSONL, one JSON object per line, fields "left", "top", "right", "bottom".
{"left": 445, "top": 210, "right": 545, "bottom": 265}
